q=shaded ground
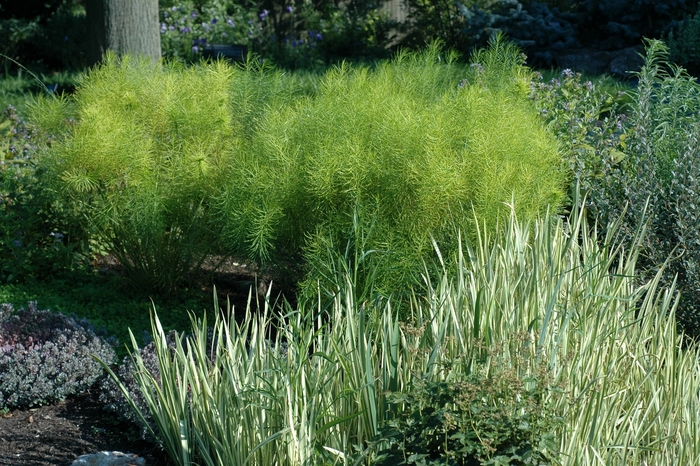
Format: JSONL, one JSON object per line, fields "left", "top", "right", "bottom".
{"left": 0, "top": 389, "right": 173, "bottom": 466}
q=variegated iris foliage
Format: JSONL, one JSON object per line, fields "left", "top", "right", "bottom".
{"left": 103, "top": 198, "right": 700, "bottom": 465}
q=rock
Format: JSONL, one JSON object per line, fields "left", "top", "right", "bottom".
{"left": 609, "top": 47, "right": 644, "bottom": 78}
{"left": 71, "top": 451, "right": 146, "bottom": 466}
{"left": 554, "top": 47, "right": 644, "bottom": 78}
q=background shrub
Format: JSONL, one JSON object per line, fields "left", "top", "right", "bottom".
{"left": 218, "top": 38, "right": 566, "bottom": 302}
{"left": 0, "top": 104, "right": 89, "bottom": 283}
{"left": 0, "top": 302, "right": 116, "bottom": 409}
{"left": 0, "top": 0, "right": 87, "bottom": 72}
{"left": 399, "top": 0, "right": 580, "bottom": 68}
{"left": 159, "top": 0, "right": 394, "bottom": 69}
{"left": 574, "top": 0, "right": 699, "bottom": 49}
{"left": 666, "top": 4, "right": 700, "bottom": 76}
{"left": 557, "top": 39, "right": 700, "bottom": 338}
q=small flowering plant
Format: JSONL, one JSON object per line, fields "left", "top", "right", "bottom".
{"left": 529, "top": 69, "right": 631, "bottom": 199}
{"left": 160, "top": 0, "right": 391, "bottom": 69}
{"left": 160, "top": 0, "right": 260, "bottom": 62}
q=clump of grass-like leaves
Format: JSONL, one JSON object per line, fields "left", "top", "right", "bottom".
{"left": 103, "top": 196, "right": 700, "bottom": 465}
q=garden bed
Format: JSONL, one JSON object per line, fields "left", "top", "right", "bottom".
{"left": 0, "top": 389, "right": 172, "bottom": 466}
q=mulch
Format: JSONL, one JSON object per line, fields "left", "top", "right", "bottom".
{"left": 0, "top": 389, "right": 173, "bottom": 466}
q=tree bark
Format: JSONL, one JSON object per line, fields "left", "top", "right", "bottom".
{"left": 86, "top": 0, "right": 161, "bottom": 65}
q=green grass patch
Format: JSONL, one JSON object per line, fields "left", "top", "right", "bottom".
{"left": 0, "top": 270, "right": 212, "bottom": 357}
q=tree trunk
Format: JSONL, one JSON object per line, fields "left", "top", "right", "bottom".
{"left": 86, "top": 0, "right": 161, "bottom": 65}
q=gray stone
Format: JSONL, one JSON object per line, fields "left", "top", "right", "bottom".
{"left": 71, "top": 451, "right": 145, "bottom": 466}
{"left": 554, "top": 47, "right": 644, "bottom": 78}
{"left": 609, "top": 47, "right": 644, "bottom": 78}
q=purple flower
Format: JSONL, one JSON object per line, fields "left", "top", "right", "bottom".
{"left": 315, "top": 32, "right": 322, "bottom": 40}
{"left": 212, "top": 18, "right": 218, "bottom": 24}
{"left": 260, "top": 9, "right": 269, "bottom": 20}
{"left": 180, "top": 26, "right": 191, "bottom": 33}
{"left": 161, "top": 23, "right": 167, "bottom": 33}
{"left": 163, "top": 11, "right": 168, "bottom": 18}
{"left": 169, "top": 25, "right": 175, "bottom": 31}
{"left": 171, "top": 6, "right": 177, "bottom": 11}
{"left": 286, "top": 5, "right": 294, "bottom": 12}
{"left": 192, "top": 45, "right": 200, "bottom": 53}
{"left": 202, "top": 22, "right": 210, "bottom": 30}
{"left": 227, "top": 18, "right": 235, "bottom": 27}
{"left": 562, "top": 68, "right": 574, "bottom": 78}
{"left": 191, "top": 11, "right": 197, "bottom": 18}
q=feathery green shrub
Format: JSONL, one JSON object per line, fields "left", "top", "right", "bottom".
{"left": 30, "top": 53, "right": 312, "bottom": 293}
{"left": 33, "top": 54, "right": 238, "bottom": 292}
{"left": 218, "top": 38, "right": 566, "bottom": 302}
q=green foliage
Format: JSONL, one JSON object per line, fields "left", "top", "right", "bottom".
{"left": 0, "top": 104, "right": 88, "bottom": 283}
{"left": 667, "top": 6, "right": 700, "bottom": 75}
{"left": 159, "top": 0, "right": 260, "bottom": 63}
{"left": 0, "top": 19, "right": 42, "bottom": 72}
{"left": 219, "top": 38, "right": 565, "bottom": 301}
{"left": 567, "top": 39, "right": 700, "bottom": 337}
{"left": 160, "top": 0, "right": 395, "bottom": 70}
{"left": 0, "top": 0, "right": 87, "bottom": 72}
{"left": 372, "top": 350, "right": 563, "bottom": 465}
{"left": 33, "top": 54, "right": 237, "bottom": 292}
{"left": 528, "top": 69, "right": 630, "bottom": 205}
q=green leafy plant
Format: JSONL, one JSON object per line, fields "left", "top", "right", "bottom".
{"left": 528, "top": 69, "right": 631, "bottom": 206}
{"left": 33, "top": 54, "right": 237, "bottom": 292}
{"left": 568, "top": 39, "right": 700, "bottom": 337}
{"left": 372, "top": 341, "right": 563, "bottom": 465}
{"left": 219, "top": 38, "right": 566, "bottom": 303}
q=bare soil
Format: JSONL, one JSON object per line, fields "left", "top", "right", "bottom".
{"left": 0, "top": 389, "right": 173, "bottom": 466}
